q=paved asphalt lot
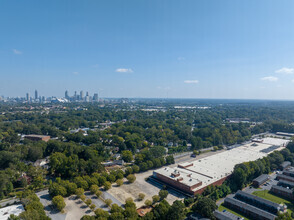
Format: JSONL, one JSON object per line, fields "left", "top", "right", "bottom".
{"left": 36, "top": 190, "right": 66, "bottom": 220}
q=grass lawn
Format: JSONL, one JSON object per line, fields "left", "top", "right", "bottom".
{"left": 218, "top": 203, "right": 249, "bottom": 220}
{"left": 252, "top": 190, "right": 293, "bottom": 215}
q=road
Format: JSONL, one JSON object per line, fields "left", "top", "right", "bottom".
{"left": 0, "top": 197, "right": 19, "bottom": 207}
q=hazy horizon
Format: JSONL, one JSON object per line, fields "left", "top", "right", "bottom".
{"left": 1, "top": 1, "right": 294, "bottom": 100}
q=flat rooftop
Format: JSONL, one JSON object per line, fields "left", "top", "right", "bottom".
{"left": 154, "top": 167, "right": 202, "bottom": 187}
{"left": 261, "top": 137, "right": 290, "bottom": 146}
{"left": 157, "top": 137, "right": 289, "bottom": 193}
{"left": 25, "top": 134, "right": 50, "bottom": 138}
{"left": 0, "top": 204, "right": 24, "bottom": 220}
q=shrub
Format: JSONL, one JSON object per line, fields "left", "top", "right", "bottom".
{"left": 138, "top": 193, "right": 145, "bottom": 201}
{"left": 116, "top": 179, "right": 123, "bottom": 186}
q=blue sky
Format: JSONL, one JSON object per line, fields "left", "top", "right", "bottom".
{"left": 1, "top": 0, "right": 294, "bottom": 99}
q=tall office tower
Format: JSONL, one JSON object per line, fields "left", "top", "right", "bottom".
{"left": 86, "top": 91, "right": 89, "bottom": 96}
{"left": 65, "top": 90, "right": 69, "bottom": 99}
{"left": 80, "top": 91, "right": 84, "bottom": 101}
{"left": 35, "top": 90, "right": 38, "bottom": 100}
{"left": 93, "top": 93, "right": 98, "bottom": 102}
{"left": 74, "top": 91, "right": 77, "bottom": 101}
{"left": 26, "top": 93, "right": 29, "bottom": 101}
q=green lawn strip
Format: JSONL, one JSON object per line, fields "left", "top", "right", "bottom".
{"left": 252, "top": 190, "right": 293, "bottom": 215}
{"left": 218, "top": 203, "right": 249, "bottom": 220}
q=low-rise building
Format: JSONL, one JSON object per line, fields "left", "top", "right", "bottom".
{"left": 234, "top": 190, "right": 287, "bottom": 214}
{"left": 24, "top": 134, "right": 50, "bottom": 142}
{"left": 277, "top": 174, "right": 294, "bottom": 183}
{"left": 224, "top": 196, "right": 276, "bottom": 220}
{"left": 270, "top": 185, "right": 294, "bottom": 200}
{"left": 280, "top": 161, "right": 291, "bottom": 170}
{"left": 252, "top": 174, "right": 269, "bottom": 187}
{"left": 278, "top": 179, "right": 294, "bottom": 189}
{"left": 0, "top": 204, "right": 24, "bottom": 220}
{"left": 102, "top": 160, "right": 124, "bottom": 167}
{"left": 213, "top": 210, "right": 243, "bottom": 220}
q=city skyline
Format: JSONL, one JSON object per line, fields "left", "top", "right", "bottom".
{"left": 1, "top": 1, "right": 294, "bottom": 99}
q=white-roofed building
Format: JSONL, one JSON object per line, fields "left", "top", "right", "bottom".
{"left": 0, "top": 204, "right": 24, "bottom": 220}
{"left": 153, "top": 137, "right": 290, "bottom": 195}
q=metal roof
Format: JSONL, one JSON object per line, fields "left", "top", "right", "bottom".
{"left": 224, "top": 196, "right": 276, "bottom": 220}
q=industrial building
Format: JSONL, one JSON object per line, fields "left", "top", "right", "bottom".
{"left": 153, "top": 137, "right": 289, "bottom": 195}
{"left": 153, "top": 167, "right": 202, "bottom": 194}
{"left": 252, "top": 174, "right": 269, "bottom": 188}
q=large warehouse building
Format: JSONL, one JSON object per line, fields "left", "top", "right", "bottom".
{"left": 153, "top": 137, "right": 290, "bottom": 195}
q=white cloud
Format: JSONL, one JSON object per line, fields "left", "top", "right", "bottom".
{"left": 291, "top": 79, "right": 294, "bottom": 83}
{"left": 260, "top": 76, "right": 278, "bottom": 82}
{"left": 115, "top": 68, "right": 133, "bottom": 73}
{"left": 73, "top": 72, "right": 79, "bottom": 75}
{"left": 177, "top": 57, "right": 185, "bottom": 61}
{"left": 12, "top": 49, "right": 22, "bottom": 54}
{"left": 184, "top": 80, "right": 199, "bottom": 84}
{"left": 275, "top": 67, "right": 294, "bottom": 74}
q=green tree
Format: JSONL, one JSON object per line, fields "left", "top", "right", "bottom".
{"left": 49, "top": 183, "right": 67, "bottom": 197}
{"left": 90, "top": 204, "right": 96, "bottom": 210}
{"left": 85, "top": 198, "right": 92, "bottom": 206}
{"left": 126, "top": 174, "right": 136, "bottom": 183}
{"left": 95, "top": 190, "right": 102, "bottom": 198}
{"left": 105, "top": 199, "right": 112, "bottom": 207}
{"left": 132, "top": 165, "right": 140, "bottom": 173}
{"left": 159, "top": 189, "right": 168, "bottom": 200}
{"left": 192, "top": 197, "right": 217, "bottom": 219}
{"left": 95, "top": 208, "right": 110, "bottom": 218}
{"left": 152, "top": 195, "right": 160, "bottom": 204}
{"left": 52, "top": 195, "right": 66, "bottom": 211}
{"left": 75, "top": 188, "right": 84, "bottom": 198}
{"left": 145, "top": 199, "right": 152, "bottom": 206}
{"left": 80, "top": 195, "right": 86, "bottom": 201}
{"left": 90, "top": 185, "right": 99, "bottom": 194}
{"left": 110, "top": 203, "right": 124, "bottom": 213}
{"left": 167, "top": 200, "right": 186, "bottom": 220}
{"left": 121, "top": 150, "right": 133, "bottom": 162}
{"left": 103, "top": 181, "right": 112, "bottom": 190}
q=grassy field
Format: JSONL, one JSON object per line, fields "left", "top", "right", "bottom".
{"left": 218, "top": 203, "right": 249, "bottom": 220}
{"left": 252, "top": 190, "right": 293, "bottom": 215}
